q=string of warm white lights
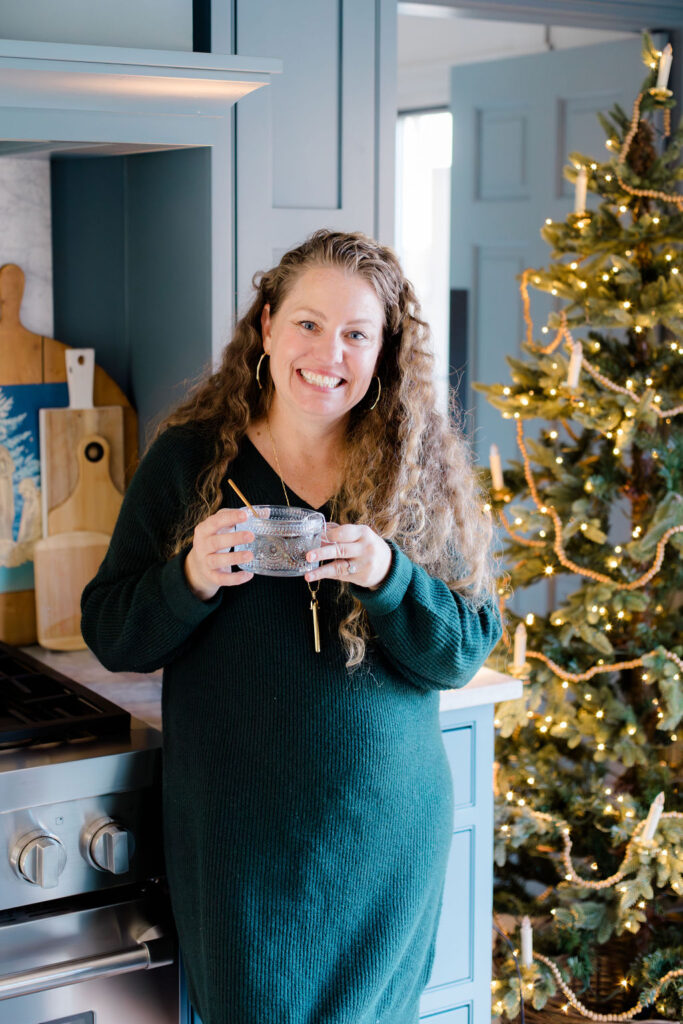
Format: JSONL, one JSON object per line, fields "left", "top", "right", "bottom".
{"left": 518, "top": 272, "right": 683, "bottom": 419}
{"left": 616, "top": 92, "right": 683, "bottom": 210}
{"left": 520, "top": 270, "right": 567, "bottom": 354}
{"left": 515, "top": 419, "right": 683, "bottom": 590}
{"left": 532, "top": 952, "right": 683, "bottom": 1022}
{"left": 527, "top": 806, "right": 683, "bottom": 891}
{"left": 577, "top": 346, "right": 683, "bottom": 419}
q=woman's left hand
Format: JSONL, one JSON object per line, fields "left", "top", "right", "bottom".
{"left": 305, "top": 524, "right": 392, "bottom": 590}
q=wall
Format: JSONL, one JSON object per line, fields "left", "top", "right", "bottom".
{"left": 0, "top": 158, "right": 53, "bottom": 337}
{"left": 52, "top": 148, "right": 212, "bottom": 440}
{"left": 398, "top": 16, "right": 636, "bottom": 110}
{"left": 51, "top": 157, "right": 126, "bottom": 391}
{"left": 0, "top": 0, "right": 192, "bottom": 51}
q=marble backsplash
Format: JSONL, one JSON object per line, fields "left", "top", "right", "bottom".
{"left": 0, "top": 157, "right": 53, "bottom": 338}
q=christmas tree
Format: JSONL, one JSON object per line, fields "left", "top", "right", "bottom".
{"left": 479, "top": 35, "right": 683, "bottom": 1022}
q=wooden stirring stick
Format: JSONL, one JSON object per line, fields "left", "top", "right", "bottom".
{"left": 228, "top": 477, "right": 319, "bottom": 652}
{"left": 227, "top": 478, "right": 259, "bottom": 516}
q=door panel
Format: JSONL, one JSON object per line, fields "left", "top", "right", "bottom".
{"left": 441, "top": 725, "right": 474, "bottom": 809}
{"left": 422, "top": 1003, "right": 470, "bottom": 1023}
{"left": 270, "top": 4, "right": 341, "bottom": 211}
{"left": 477, "top": 106, "right": 530, "bottom": 201}
{"left": 557, "top": 92, "right": 623, "bottom": 199}
{"left": 427, "top": 828, "right": 474, "bottom": 990}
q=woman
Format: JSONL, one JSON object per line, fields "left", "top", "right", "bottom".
{"left": 81, "top": 229, "right": 502, "bottom": 1024}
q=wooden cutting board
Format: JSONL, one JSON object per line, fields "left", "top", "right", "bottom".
{"left": 48, "top": 434, "right": 123, "bottom": 536}
{"left": 40, "top": 407, "right": 125, "bottom": 528}
{"left": 0, "top": 262, "right": 137, "bottom": 644}
{"left": 39, "top": 350, "right": 126, "bottom": 534}
{"left": 33, "top": 531, "right": 110, "bottom": 651}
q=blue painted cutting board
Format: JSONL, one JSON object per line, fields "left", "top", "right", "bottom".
{"left": 0, "top": 381, "right": 68, "bottom": 593}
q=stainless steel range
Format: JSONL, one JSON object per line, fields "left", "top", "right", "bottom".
{"left": 0, "top": 643, "right": 178, "bottom": 1024}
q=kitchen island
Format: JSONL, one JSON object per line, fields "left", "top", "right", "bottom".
{"left": 22, "top": 645, "right": 521, "bottom": 1024}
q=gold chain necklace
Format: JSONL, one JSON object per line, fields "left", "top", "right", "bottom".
{"left": 265, "top": 414, "right": 322, "bottom": 654}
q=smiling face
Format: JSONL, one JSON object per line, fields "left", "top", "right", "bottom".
{"left": 261, "top": 265, "right": 384, "bottom": 433}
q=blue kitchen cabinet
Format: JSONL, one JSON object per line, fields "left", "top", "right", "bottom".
{"left": 419, "top": 699, "right": 500, "bottom": 1023}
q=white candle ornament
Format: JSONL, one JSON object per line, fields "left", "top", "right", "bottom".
{"left": 574, "top": 166, "right": 588, "bottom": 215}
{"left": 489, "top": 443, "right": 504, "bottom": 491}
{"left": 567, "top": 341, "right": 583, "bottom": 389}
{"left": 642, "top": 791, "right": 665, "bottom": 841}
{"left": 513, "top": 623, "right": 527, "bottom": 670}
{"left": 656, "top": 44, "right": 673, "bottom": 91}
{"left": 521, "top": 916, "right": 533, "bottom": 967}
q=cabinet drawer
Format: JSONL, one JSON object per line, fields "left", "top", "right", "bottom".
{"left": 441, "top": 725, "right": 474, "bottom": 808}
{"left": 425, "top": 827, "right": 473, "bottom": 989}
{"left": 421, "top": 1001, "right": 470, "bottom": 1022}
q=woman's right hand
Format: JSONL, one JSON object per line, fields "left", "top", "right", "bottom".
{"left": 184, "top": 508, "right": 254, "bottom": 600}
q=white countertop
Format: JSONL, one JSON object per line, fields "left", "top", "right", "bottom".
{"left": 439, "top": 665, "right": 522, "bottom": 711}
{"left": 22, "top": 647, "right": 522, "bottom": 732}
{"left": 23, "top": 646, "right": 165, "bottom": 731}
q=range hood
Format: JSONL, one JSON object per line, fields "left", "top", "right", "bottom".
{"left": 0, "top": 36, "right": 281, "bottom": 157}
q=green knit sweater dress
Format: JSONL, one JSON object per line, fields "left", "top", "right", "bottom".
{"left": 81, "top": 425, "right": 502, "bottom": 1024}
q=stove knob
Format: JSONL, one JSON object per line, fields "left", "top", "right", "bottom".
{"left": 87, "top": 819, "right": 135, "bottom": 875}
{"left": 14, "top": 832, "right": 67, "bottom": 888}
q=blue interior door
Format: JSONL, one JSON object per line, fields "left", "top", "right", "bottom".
{"left": 449, "top": 35, "right": 666, "bottom": 468}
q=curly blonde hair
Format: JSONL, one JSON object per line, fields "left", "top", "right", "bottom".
{"left": 158, "top": 228, "right": 497, "bottom": 667}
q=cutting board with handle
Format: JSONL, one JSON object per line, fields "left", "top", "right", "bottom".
{"left": 33, "top": 531, "right": 110, "bottom": 650}
{"left": 48, "top": 434, "right": 123, "bottom": 536}
{"left": 0, "top": 262, "right": 137, "bottom": 644}
{"left": 40, "top": 349, "right": 126, "bottom": 535}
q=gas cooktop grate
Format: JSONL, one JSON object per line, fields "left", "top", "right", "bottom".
{"left": 0, "top": 643, "right": 130, "bottom": 746}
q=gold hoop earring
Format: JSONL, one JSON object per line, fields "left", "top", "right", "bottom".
{"left": 256, "top": 352, "right": 268, "bottom": 390}
{"left": 368, "top": 376, "right": 381, "bottom": 410}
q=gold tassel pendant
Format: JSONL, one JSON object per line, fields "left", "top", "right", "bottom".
{"left": 310, "top": 596, "right": 321, "bottom": 653}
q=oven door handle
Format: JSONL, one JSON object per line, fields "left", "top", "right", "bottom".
{"left": 0, "top": 935, "right": 174, "bottom": 1001}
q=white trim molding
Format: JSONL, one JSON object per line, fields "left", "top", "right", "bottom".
{"left": 398, "top": 0, "right": 683, "bottom": 30}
